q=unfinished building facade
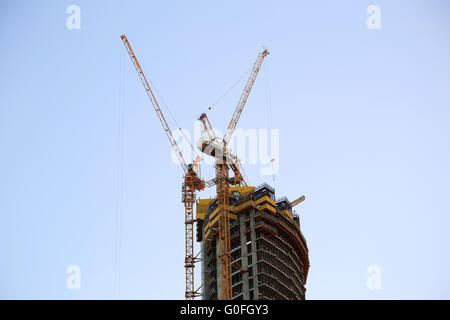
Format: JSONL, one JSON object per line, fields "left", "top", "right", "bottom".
{"left": 196, "top": 183, "right": 309, "bottom": 300}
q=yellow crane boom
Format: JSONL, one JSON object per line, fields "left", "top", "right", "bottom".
{"left": 121, "top": 34, "right": 204, "bottom": 300}
{"left": 223, "top": 49, "right": 269, "bottom": 145}
{"left": 121, "top": 35, "right": 189, "bottom": 174}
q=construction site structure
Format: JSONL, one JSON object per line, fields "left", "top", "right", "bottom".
{"left": 120, "top": 34, "right": 205, "bottom": 299}
{"left": 196, "top": 184, "right": 309, "bottom": 299}
{"left": 121, "top": 34, "right": 309, "bottom": 300}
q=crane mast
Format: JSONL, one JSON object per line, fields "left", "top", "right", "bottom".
{"left": 218, "top": 48, "right": 268, "bottom": 300}
{"left": 198, "top": 49, "right": 268, "bottom": 299}
{"left": 121, "top": 34, "right": 204, "bottom": 300}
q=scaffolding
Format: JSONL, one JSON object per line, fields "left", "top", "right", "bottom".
{"left": 197, "top": 183, "right": 309, "bottom": 300}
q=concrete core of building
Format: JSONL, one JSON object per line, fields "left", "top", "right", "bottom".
{"left": 196, "top": 183, "right": 309, "bottom": 300}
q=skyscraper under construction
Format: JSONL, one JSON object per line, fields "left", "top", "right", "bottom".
{"left": 122, "top": 34, "right": 307, "bottom": 300}
{"left": 196, "top": 183, "right": 309, "bottom": 300}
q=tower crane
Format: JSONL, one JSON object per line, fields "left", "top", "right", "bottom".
{"left": 198, "top": 48, "right": 269, "bottom": 299}
{"left": 120, "top": 34, "right": 205, "bottom": 299}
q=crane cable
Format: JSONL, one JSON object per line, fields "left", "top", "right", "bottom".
{"left": 145, "top": 74, "right": 196, "bottom": 153}
{"left": 264, "top": 59, "right": 276, "bottom": 187}
{"left": 207, "top": 65, "right": 252, "bottom": 112}
{"left": 265, "top": 58, "right": 273, "bottom": 134}
{"left": 114, "top": 44, "right": 125, "bottom": 298}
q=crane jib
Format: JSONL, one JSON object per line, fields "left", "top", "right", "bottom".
{"left": 120, "top": 34, "right": 189, "bottom": 175}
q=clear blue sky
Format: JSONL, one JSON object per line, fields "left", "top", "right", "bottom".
{"left": 1, "top": 0, "right": 449, "bottom": 299}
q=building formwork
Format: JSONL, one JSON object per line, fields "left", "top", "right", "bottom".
{"left": 196, "top": 183, "right": 309, "bottom": 300}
